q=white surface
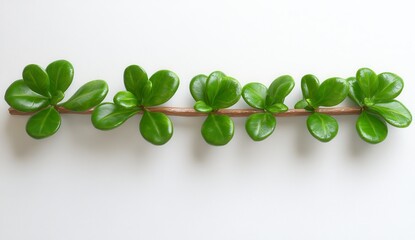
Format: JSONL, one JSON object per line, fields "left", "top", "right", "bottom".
{"left": 1, "top": 0, "right": 414, "bottom": 239}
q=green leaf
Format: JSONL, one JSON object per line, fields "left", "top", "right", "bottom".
{"left": 91, "top": 103, "right": 139, "bottom": 130}
{"left": 294, "top": 99, "right": 308, "bottom": 109}
{"left": 46, "top": 60, "right": 74, "bottom": 95}
{"left": 369, "top": 100, "right": 412, "bottom": 128}
{"left": 190, "top": 74, "right": 208, "bottom": 102}
{"left": 356, "top": 111, "right": 388, "bottom": 144}
{"left": 194, "top": 101, "right": 213, "bottom": 113}
{"left": 4, "top": 80, "right": 50, "bottom": 112}
{"left": 356, "top": 68, "right": 378, "bottom": 98}
{"left": 113, "top": 91, "right": 138, "bottom": 108}
{"left": 306, "top": 112, "right": 338, "bottom": 142}
{"left": 22, "top": 64, "right": 50, "bottom": 97}
{"left": 143, "top": 70, "right": 180, "bottom": 106}
{"left": 50, "top": 90, "right": 64, "bottom": 105}
{"left": 242, "top": 82, "right": 267, "bottom": 109}
{"left": 139, "top": 111, "right": 173, "bottom": 145}
{"left": 314, "top": 78, "right": 349, "bottom": 107}
{"left": 206, "top": 71, "right": 241, "bottom": 109}
{"left": 62, "top": 80, "right": 108, "bottom": 111}
{"left": 245, "top": 113, "right": 276, "bottom": 141}
{"left": 124, "top": 65, "right": 149, "bottom": 102}
{"left": 266, "top": 75, "right": 295, "bottom": 105}
{"left": 265, "top": 103, "right": 288, "bottom": 114}
{"left": 26, "top": 107, "right": 61, "bottom": 139}
{"left": 201, "top": 114, "right": 234, "bottom": 146}
{"left": 301, "top": 74, "right": 319, "bottom": 100}
{"left": 347, "top": 77, "right": 364, "bottom": 106}
{"left": 373, "top": 72, "right": 404, "bottom": 101}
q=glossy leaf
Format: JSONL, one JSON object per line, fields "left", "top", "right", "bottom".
{"left": 194, "top": 101, "right": 213, "bottom": 113}
{"left": 91, "top": 103, "right": 139, "bottom": 130}
{"left": 124, "top": 65, "right": 149, "bottom": 102}
{"left": 144, "top": 70, "right": 179, "bottom": 106}
{"left": 140, "top": 111, "right": 173, "bottom": 145}
{"left": 356, "top": 68, "right": 378, "bottom": 98}
{"left": 314, "top": 78, "right": 348, "bottom": 107}
{"left": 114, "top": 91, "right": 138, "bottom": 108}
{"left": 190, "top": 74, "right": 208, "bottom": 102}
{"left": 245, "top": 113, "right": 276, "bottom": 141}
{"left": 347, "top": 77, "right": 364, "bottom": 106}
{"left": 301, "top": 74, "right": 320, "bottom": 100}
{"left": 4, "top": 80, "right": 50, "bottom": 112}
{"left": 46, "top": 60, "right": 74, "bottom": 95}
{"left": 242, "top": 82, "right": 267, "bottom": 109}
{"left": 266, "top": 103, "right": 288, "bottom": 114}
{"left": 22, "top": 64, "right": 50, "bottom": 97}
{"left": 206, "top": 71, "right": 241, "bottom": 109}
{"left": 62, "top": 80, "right": 108, "bottom": 111}
{"left": 266, "top": 75, "right": 295, "bottom": 105}
{"left": 26, "top": 107, "right": 61, "bottom": 139}
{"left": 50, "top": 90, "right": 64, "bottom": 105}
{"left": 373, "top": 72, "right": 403, "bottom": 101}
{"left": 356, "top": 111, "right": 387, "bottom": 144}
{"left": 369, "top": 100, "right": 412, "bottom": 128}
{"left": 201, "top": 114, "right": 234, "bottom": 146}
{"left": 306, "top": 112, "right": 338, "bottom": 142}
{"left": 294, "top": 99, "right": 308, "bottom": 109}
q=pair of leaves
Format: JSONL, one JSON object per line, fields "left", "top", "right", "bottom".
{"left": 4, "top": 60, "right": 108, "bottom": 138}
{"left": 241, "top": 75, "right": 294, "bottom": 141}
{"left": 295, "top": 75, "right": 349, "bottom": 142}
{"left": 190, "top": 71, "right": 241, "bottom": 145}
{"left": 92, "top": 65, "right": 179, "bottom": 145}
{"left": 348, "top": 68, "right": 411, "bottom": 143}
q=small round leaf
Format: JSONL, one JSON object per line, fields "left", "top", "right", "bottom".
{"left": 266, "top": 75, "right": 295, "bottom": 105}
{"left": 369, "top": 100, "right": 412, "bottom": 128}
{"left": 245, "top": 113, "right": 276, "bottom": 141}
{"left": 91, "top": 103, "right": 139, "bottom": 130}
{"left": 22, "top": 64, "right": 50, "bottom": 97}
{"left": 194, "top": 101, "right": 213, "bottom": 113}
{"left": 26, "top": 107, "right": 61, "bottom": 139}
{"left": 315, "top": 78, "right": 349, "bottom": 107}
{"left": 301, "top": 74, "right": 320, "bottom": 100}
{"left": 46, "top": 60, "right": 74, "bottom": 95}
{"left": 306, "top": 112, "right": 339, "bottom": 142}
{"left": 356, "top": 68, "right": 378, "bottom": 98}
{"left": 242, "top": 82, "right": 267, "bottom": 109}
{"left": 190, "top": 74, "right": 208, "bottom": 102}
{"left": 124, "top": 65, "right": 149, "bottom": 102}
{"left": 356, "top": 111, "right": 388, "bottom": 144}
{"left": 266, "top": 103, "right": 288, "bottom": 114}
{"left": 62, "top": 80, "right": 109, "bottom": 111}
{"left": 347, "top": 77, "right": 364, "bottom": 106}
{"left": 144, "top": 70, "right": 180, "bottom": 106}
{"left": 201, "top": 114, "right": 234, "bottom": 146}
{"left": 4, "top": 80, "right": 50, "bottom": 112}
{"left": 373, "top": 72, "right": 403, "bottom": 101}
{"left": 114, "top": 91, "right": 138, "bottom": 108}
{"left": 140, "top": 111, "right": 173, "bottom": 145}
{"left": 206, "top": 71, "right": 241, "bottom": 109}
{"left": 294, "top": 99, "right": 308, "bottom": 109}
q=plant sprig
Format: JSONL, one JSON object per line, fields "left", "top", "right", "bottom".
{"left": 5, "top": 61, "right": 412, "bottom": 145}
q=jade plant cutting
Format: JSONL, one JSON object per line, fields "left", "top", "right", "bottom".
{"left": 5, "top": 60, "right": 108, "bottom": 138}
{"left": 5, "top": 60, "right": 412, "bottom": 145}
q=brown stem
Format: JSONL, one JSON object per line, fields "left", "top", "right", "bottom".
{"left": 8, "top": 106, "right": 362, "bottom": 117}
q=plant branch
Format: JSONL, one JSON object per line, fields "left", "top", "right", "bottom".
{"left": 9, "top": 106, "right": 362, "bottom": 117}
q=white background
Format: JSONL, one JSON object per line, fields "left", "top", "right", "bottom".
{"left": 1, "top": 0, "right": 414, "bottom": 239}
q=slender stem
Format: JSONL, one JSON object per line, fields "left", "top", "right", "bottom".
{"left": 8, "top": 106, "right": 362, "bottom": 117}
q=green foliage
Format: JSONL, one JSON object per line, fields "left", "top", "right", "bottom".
{"left": 4, "top": 60, "right": 108, "bottom": 139}
{"left": 5, "top": 62, "right": 412, "bottom": 146}
{"left": 349, "top": 68, "right": 411, "bottom": 143}
{"left": 241, "top": 76, "right": 294, "bottom": 141}
{"left": 92, "top": 65, "right": 179, "bottom": 145}
{"left": 190, "top": 71, "right": 241, "bottom": 145}
{"left": 296, "top": 75, "right": 348, "bottom": 142}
